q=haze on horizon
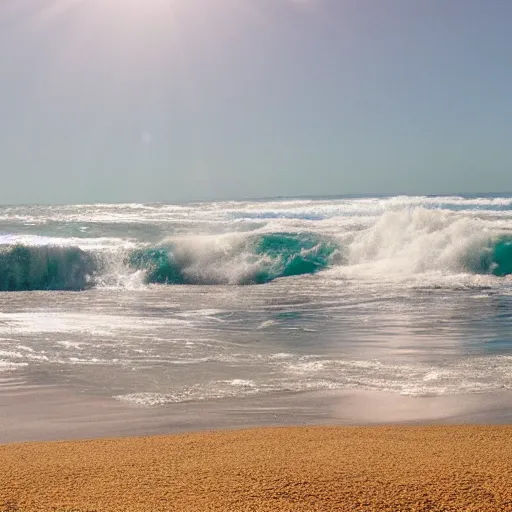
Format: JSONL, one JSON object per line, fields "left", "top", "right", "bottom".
{"left": 1, "top": 0, "right": 511, "bottom": 205}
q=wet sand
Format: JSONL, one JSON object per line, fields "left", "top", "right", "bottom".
{"left": 2, "top": 425, "right": 512, "bottom": 511}
{"left": 2, "top": 376, "right": 512, "bottom": 444}
{"left": 2, "top": 379, "right": 512, "bottom": 511}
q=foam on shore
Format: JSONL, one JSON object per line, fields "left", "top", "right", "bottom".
{"left": 2, "top": 425, "right": 512, "bottom": 511}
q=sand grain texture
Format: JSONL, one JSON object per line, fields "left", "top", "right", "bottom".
{"left": 1, "top": 426, "right": 512, "bottom": 511}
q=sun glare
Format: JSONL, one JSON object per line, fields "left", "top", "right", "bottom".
{"left": 36, "top": 0, "right": 181, "bottom": 29}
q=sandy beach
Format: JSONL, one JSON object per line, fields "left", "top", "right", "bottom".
{"left": 2, "top": 425, "right": 512, "bottom": 512}
{"left": 3, "top": 379, "right": 512, "bottom": 510}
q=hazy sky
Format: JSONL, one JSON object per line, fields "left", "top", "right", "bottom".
{"left": 1, "top": 0, "right": 511, "bottom": 204}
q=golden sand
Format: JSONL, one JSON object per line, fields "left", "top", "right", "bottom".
{"left": 1, "top": 426, "right": 512, "bottom": 512}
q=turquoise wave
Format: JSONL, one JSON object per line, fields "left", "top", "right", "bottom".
{"left": 0, "top": 233, "right": 511, "bottom": 292}
{"left": 249, "top": 232, "right": 339, "bottom": 284}
{"left": 465, "top": 236, "right": 512, "bottom": 277}
{"left": 128, "top": 247, "right": 186, "bottom": 284}
{"left": 0, "top": 245, "right": 97, "bottom": 291}
{"left": 128, "top": 233, "right": 340, "bottom": 285}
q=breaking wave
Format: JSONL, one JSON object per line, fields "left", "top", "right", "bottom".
{"left": 1, "top": 210, "right": 512, "bottom": 291}
{"left": 0, "top": 245, "right": 97, "bottom": 291}
{"left": 467, "top": 236, "right": 512, "bottom": 276}
{"left": 128, "top": 232, "right": 340, "bottom": 285}
{"left": 0, "top": 233, "right": 339, "bottom": 290}
{"left": 342, "top": 208, "right": 512, "bottom": 278}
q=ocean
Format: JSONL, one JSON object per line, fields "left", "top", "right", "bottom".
{"left": 1, "top": 194, "right": 512, "bottom": 415}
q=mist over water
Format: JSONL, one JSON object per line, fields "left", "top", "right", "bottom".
{"left": 1, "top": 195, "right": 512, "bottom": 405}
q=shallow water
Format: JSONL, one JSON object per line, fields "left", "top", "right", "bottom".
{"left": 1, "top": 195, "right": 512, "bottom": 406}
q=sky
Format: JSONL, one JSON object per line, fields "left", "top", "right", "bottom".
{"left": 1, "top": 0, "right": 511, "bottom": 204}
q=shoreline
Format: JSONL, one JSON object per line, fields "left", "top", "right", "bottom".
{"left": 2, "top": 376, "right": 512, "bottom": 444}
{"left": 3, "top": 378, "right": 512, "bottom": 510}
{"left": 2, "top": 425, "right": 512, "bottom": 511}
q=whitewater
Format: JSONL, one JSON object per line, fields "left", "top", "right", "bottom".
{"left": 1, "top": 194, "right": 512, "bottom": 406}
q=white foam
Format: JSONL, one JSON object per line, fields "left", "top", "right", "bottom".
{"left": 225, "top": 379, "right": 256, "bottom": 388}
{"left": 0, "top": 234, "right": 133, "bottom": 250}
{"left": 282, "top": 355, "right": 512, "bottom": 397}
{"left": 0, "top": 312, "right": 189, "bottom": 336}
{"left": 0, "top": 360, "right": 28, "bottom": 372}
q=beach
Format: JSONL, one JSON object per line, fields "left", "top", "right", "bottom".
{"left": 3, "top": 0, "right": 512, "bottom": 505}
{"left": 2, "top": 197, "right": 512, "bottom": 510}
{"left": 2, "top": 425, "right": 512, "bottom": 511}
{"left": 2, "top": 383, "right": 512, "bottom": 511}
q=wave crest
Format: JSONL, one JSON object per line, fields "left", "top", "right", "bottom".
{"left": 344, "top": 208, "right": 512, "bottom": 277}
{"left": 465, "top": 236, "right": 512, "bottom": 276}
{"left": 0, "top": 245, "right": 97, "bottom": 291}
{"left": 128, "top": 232, "right": 339, "bottom": 285}
{"left": 1, "top": 216, "right": 511, "bottom": 292}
